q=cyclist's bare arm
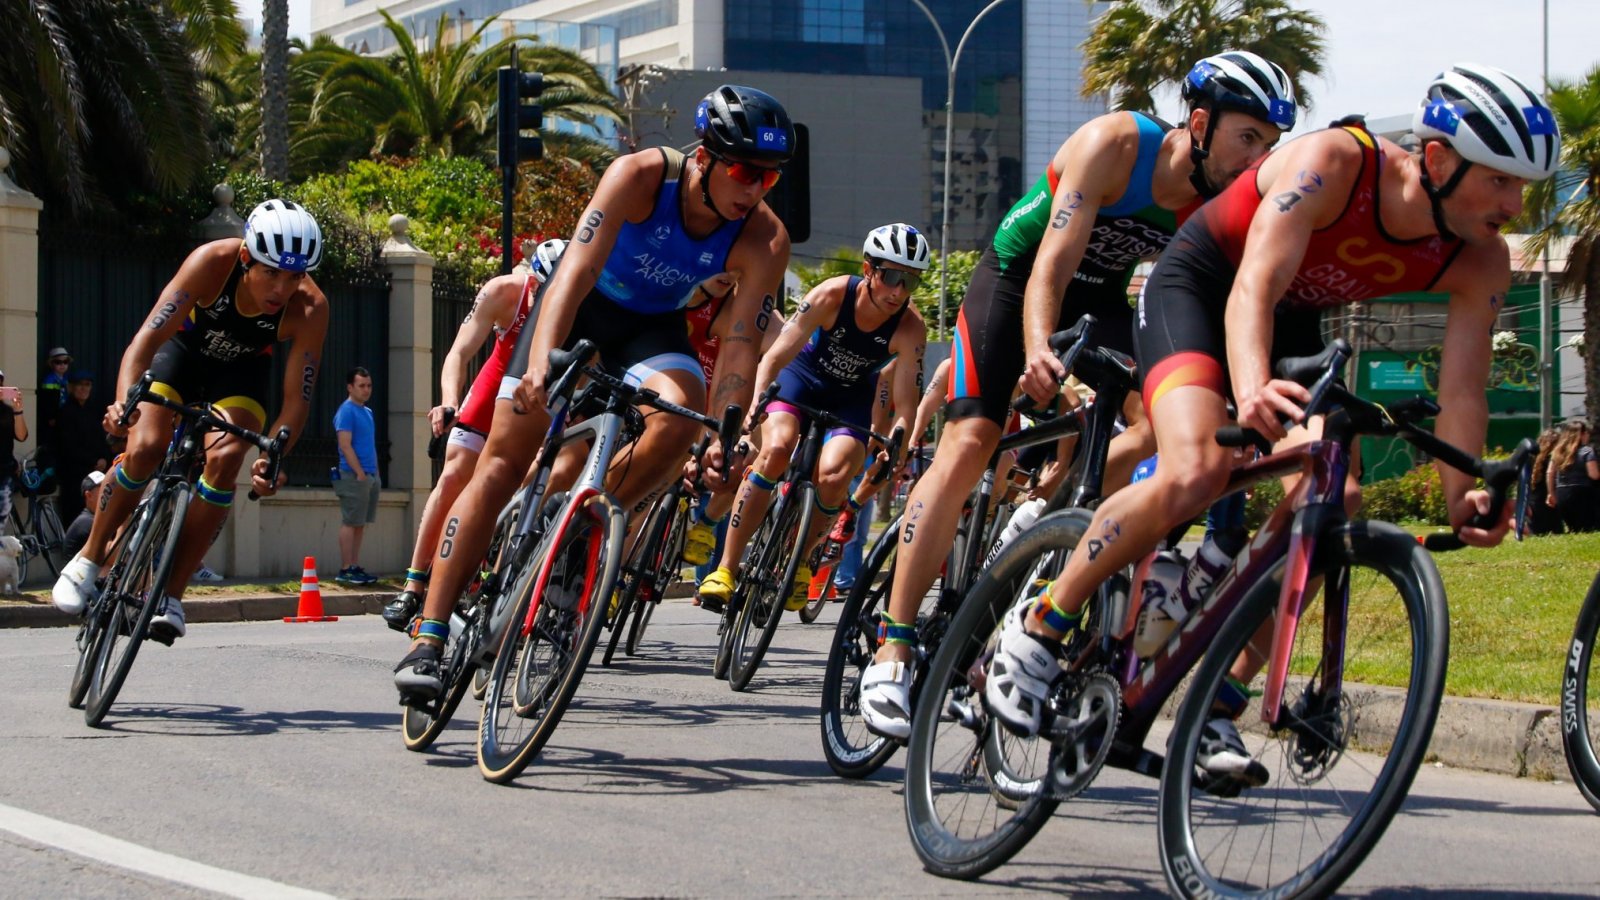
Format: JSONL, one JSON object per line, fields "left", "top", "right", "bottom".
{"left": 1225, "top": 133, "right": 1363, "bottom": 440}
{"left": 749, "top": 275, "right": 845, "bottom": 410}
{"left": 888, "top": 306, "right": 928, "bottom": 439}
{"left": 112, "top": 241, "right": 236, "bottom": 420}
{"left": 911, "top": 358, "right": 950, "bottom": 445}
{"left": 1020, "top": 116, "right": 1141, "bottom": 401}
{"left": 439, "top": 275, "right": 521, "bottom": 413}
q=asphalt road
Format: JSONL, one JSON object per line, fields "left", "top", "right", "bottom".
{"left": 3, "top": 606, "right": 1597, "bottom": 898}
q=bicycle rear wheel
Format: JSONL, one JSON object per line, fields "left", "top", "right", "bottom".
{"left": 84, "top": 487, "right": 189, "bottom": 727}
{"left": 36, "top": 501, "right": 68, "bottom": 577}
{"left": 477, "top": 501, "right": 624, "bottom": 783}
{"left": 820, "top": 518, "right": 908, "bottom": 779}
{"left": 1560, "top": 567, "right": 1600, "bottom": 813}
{"left": 1158, "top": 520, "right": 1448, "bottom": 899}
{"left": 401, "top": 598, "right": 484, "bottom": 752}
{"left": 603, "top": 492, "right": 675, "bottom": 667}
{"left": 626, "top": 495, "right": 689, "bottom": 657}
{"left": 902, "top": 510, "right": 1088, "bottom": 879}
{"left": 728, "top": 485, "right": 812, "bottom": 692}
{"left": 9, "top": 507, "right": 30, "bottom": 585}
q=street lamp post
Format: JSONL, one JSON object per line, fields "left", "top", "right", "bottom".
{"left": 1539, "top": 0, "right": 1554, "bottom": 431}
{"left": 908, "top": 0, "right": 1014, "bottom": 344}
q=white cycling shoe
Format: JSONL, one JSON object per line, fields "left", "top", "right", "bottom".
{"left": 984, "top": 602, "right": 1063, "bottom": 738}
{"left": 859, "top": 658, "right": 914, "bottom": 740}
{"left": 149, "top": 596, "right": 187, "bottom": 644}
{"left": 53, "top": 555, "right": 98, "bottom": 615}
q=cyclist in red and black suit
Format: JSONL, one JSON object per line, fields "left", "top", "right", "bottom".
{"left": 985, "top": 64, "right": 1559, "bottom": 785}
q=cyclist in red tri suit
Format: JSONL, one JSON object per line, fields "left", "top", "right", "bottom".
{"left": 53, "top": 200, "right": 330, "bottom": 642}
{"left": 381, "top": 239, "right": 567, "bottom": 630}
{"left": 985, "top": 64, "right": 1560, "bottom": 784}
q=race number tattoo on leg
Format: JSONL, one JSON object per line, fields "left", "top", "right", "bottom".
{"left": 439, "top": 518, "right": 459, "bottom": 559}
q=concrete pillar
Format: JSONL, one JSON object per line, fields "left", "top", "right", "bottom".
{"left": 0, "top": 147, "right": 43, "bottom": 461}
{"left": 380, "top": 214, "right": 436, "bottom": 543}
{"left": 195, "top": 184, "right": 246, "bottom": 241}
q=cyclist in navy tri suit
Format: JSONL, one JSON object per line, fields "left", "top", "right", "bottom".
{"left": 394, "top": 85, "right": 795, "bottom": 701}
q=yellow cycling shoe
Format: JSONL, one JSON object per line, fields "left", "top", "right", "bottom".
{"left": 683, "top": 521, "right": 717, "bottom": 566}
{"left": 785, "top": 565, "right": 813, "bottom": 611}
{"left": 697, "top": 566, "right": 735, "bottom": 614}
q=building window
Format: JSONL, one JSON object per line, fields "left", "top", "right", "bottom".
{"left": 803, "top": 0, "right": 866, "bottom": 44}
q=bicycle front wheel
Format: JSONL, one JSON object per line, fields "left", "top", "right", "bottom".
{"left": 1158, "top": 519, "right": 1448, "bottom": 899}
{"left": 1560, "top": 567, "right": 1600, "bottom": 813}
{"left": 729, "top": 484, "right": 813, "bottom": 692}
{"left": 603, "top": 492, "right": 674, "bottom": 667}
{"left": 84, "top": 487, "right": 189, "bottom": 727}
{"left": 477, "top": 500, "right": 624, "bottom": 783}
{"left": 626, "top": 495, "right": 689, "bottom": 657}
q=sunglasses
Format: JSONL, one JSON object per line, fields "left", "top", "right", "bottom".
{"left": 706, "top": 148, "right": 782, "bottom": 190}
{"left": 873, "top": 264, "right": 921, "bottom": 291}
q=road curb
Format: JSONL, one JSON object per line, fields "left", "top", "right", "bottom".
{"left": 0, "top": 586, "right": 1564, "bottom": 781}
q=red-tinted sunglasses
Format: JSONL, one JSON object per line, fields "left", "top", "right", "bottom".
{"left": 707, "top": 148, "right": 782, "bottom": 190}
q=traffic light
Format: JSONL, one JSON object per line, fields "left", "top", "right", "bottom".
{"left": 497, "top": 66, "right": 544, "bottom": 168}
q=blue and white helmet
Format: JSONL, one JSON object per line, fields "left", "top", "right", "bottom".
{"left": 243, "top": 199, "right": 323, "bottom": 272}
{"left": 1181, "top": 50, "right": 1298, "bottom": 131}
{"left": 1412, "top": 63, "right": 1561, "bottom": 181}
{"left": 528, "top": 238, "right": 568, "bottom": 283}
{"left": 863, "top": 223, "right": 931, "bottom": 271}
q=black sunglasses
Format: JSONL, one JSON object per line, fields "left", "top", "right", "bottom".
{"left": 872, "top": 264, "right": 921, "bottom": 291}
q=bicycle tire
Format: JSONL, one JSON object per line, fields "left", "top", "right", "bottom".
{"left": 84, "top": 487, "right": 189, "bottom": 727}
{"left": 477, "top": 501, "right": 624, "bottom": 783}
{"left": 10, "top": 507, "right": 30, "bottom": 585}
{"left": 626, "top": 495, "right": 689, "bottom": 657}
{"left": 713, "top": 506, "right": 781, "bottom": 682}
{"left": 799, "top": 554, "right": 834, "bottom": 624}
{"left": 1560, "top": 567, "right": 1600, "bottom": 813}
{"left": 728, "top": 484, "right": 813, "bottom": 692}
{"left": 401, "top": 598, "right": 484, "bottom": 752}
{"left": 38, "top": 501, "right": 68, "bottom": 577}
{"left": 903, "top": 509, "right": 1088, "bottom": 879}
{"left": 603, "top": 493, "right": 674, "bottom": 667}
{"left": 1158, "top": 519, "right": 1448, "bottom": 899}
{"left": 820, "top": 518, "right": 903, "bottom": 779}
{"left": 68, "top": 520, "right": 145, "bottom": 710}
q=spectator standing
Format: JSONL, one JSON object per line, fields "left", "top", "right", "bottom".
{"left": 1549, "top": 420, "right": 1600, "bottom": 533}
{"left": 1529, "top": 425, "right": 1565, "bottom": 536}
{"left": 39, "top": 347, "right": 71, "bottom": 438}
{"left": 52, "top": 370, "right": 108, "bottom": 523}
{"left": 0, "top": 368, "right": 26, "bottom": 527}
{"left": 333, "top": 367, "right": 380, "bottom": 584}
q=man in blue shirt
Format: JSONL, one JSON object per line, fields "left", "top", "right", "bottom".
{"left": 333, "top": 366, "right": 379, "bottom": 585}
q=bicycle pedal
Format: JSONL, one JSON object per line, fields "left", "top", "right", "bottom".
{"left": 147, "top": 624, "right": 177, "bottom": 647}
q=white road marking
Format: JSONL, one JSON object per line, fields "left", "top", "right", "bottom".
{"left": 0, "top": 801, "right": 336, "bottom": 899}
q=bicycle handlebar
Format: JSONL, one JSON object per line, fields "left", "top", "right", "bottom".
{"left": 118, "top": 372, "right": 290, "bottom": 502}
{"left": 1011, "top": 314, "right": 1097, "bottom": 414}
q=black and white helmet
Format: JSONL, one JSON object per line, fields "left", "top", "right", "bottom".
{"left": 863, "top": 223, "right": 931, "bottom": 271}
{"left": 694, "top": 85, "right": 795, "bottom": 164}
{"left": 1181, "top": 50, "right": 1298, "bottom": 130}
{"left": 243, "top": 199, "right": 323, "bottom": 273}
{"left": 528, "top": 238, "right": 568, "bottom": 283}
{"left": 1412, "top": 63, "right": 1561, "bottom": 181}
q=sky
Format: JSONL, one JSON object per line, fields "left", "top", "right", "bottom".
{"left": 247, "top": 0, "right": 1600, "bottom": 137}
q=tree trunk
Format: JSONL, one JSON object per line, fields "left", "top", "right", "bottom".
{"left": 260, "top": 0, "right": 290, "bottom": 182}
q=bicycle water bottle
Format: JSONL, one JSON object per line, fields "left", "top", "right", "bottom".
{"left": 1131, "top": 549, "right": 1187, "bottom": 659}
{"left": 449, "top": 610, "right": 468, "bottom": 640}
{"left": 986, "top": 496, "right": 1047, "bottom": 566}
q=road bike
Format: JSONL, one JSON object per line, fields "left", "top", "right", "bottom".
{"left": 67, "top": 373, "right": 288, "bottom": 727}
{"left": 476, "top": 340, "right": 739, "bottom": 783}
{"left": 7, "top": 454, "right": 67, "bottom": 583}
{"left": 903, "top": 338, "right": 1530, "bottom": 897}
{"left": 1560, "top": 566, "right": 1600, "bottom": 812}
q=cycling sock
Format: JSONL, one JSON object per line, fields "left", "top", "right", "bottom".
{"left": 1029, "top": 581, "right": 1082, "bottom": 633}
{"left": 195, "top": 477, "right": 234, "bottom": 508}
{"left": 813, "top": 495, "right": 840, "bottom": 517}
{"left": 1216, "top": 674, "right": 1254, "bottom": 719}
{"left": 415, "top": 618, "right": 449, "bottom": 643}
{"left": 114, "top": 463, "right": 151, "bottom": 492}
{"left": 877, "top": 613, "right": 916, "bottom": 647}
{"left": 404, "top": 567, "right": 429, "bottom": 585}
{"left": 747, "top": 470, "right": 779, "bottom": 491}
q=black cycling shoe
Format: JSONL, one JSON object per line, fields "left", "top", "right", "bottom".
{"left": 382, "top": 589, "right": 422, "bottom": 632}
{"left": 393, "top": 642, "right": 443, "bottom": 707}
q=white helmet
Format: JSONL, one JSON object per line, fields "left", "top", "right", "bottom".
{"left": 529, "top": 238, "right": 568, "bottom": 283}
{"left": 1181, "top": 50, "right": 1297, "bottom": 130}
{"left": 243, "top": 199, "right": 323, "bottom": 272}
{"left": 1412, "top": 63, "right": 1561, "bottom": 181}
{"left": 863, "top": 223, "right": 931, "bottom": 271}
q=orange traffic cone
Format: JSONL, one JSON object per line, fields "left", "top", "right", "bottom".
{"left": 284, "top": 556, "right": 338, "bottom": 623}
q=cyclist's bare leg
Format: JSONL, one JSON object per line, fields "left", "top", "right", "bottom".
{"left": 1029, "top": 384, "right": 1233, "bottom": 640}
{"left": 79, "top": 404, "right": 179, "bottom": 568}
{"left": 713, "top": 410, "right": 800, "bottom": 575}
{"left": 160, "top": 407, "right": 260, "bottom": 599}
{"left": 873, "top": 414, "right": 1002, "bottom": 665}
{"left": 1100, "top": 390, "right": 1152, "bottom": 494}
{"left": 402, "top": 440, "right": 481, "bottom": 594}
{"left": 799, "top": 435, "right": 867, "bottom": 556}
{"left": 411, "top": 397, "right": 548, "bottom": 649}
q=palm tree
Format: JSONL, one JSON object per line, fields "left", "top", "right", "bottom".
{"left": 1081, "top": 0, "right": 1327, "bottom": 112}
{"left": 0, "top": 0, "right": 238, "bottom": 215}
{"left": 1518, "top": 65, "right": 1600, "bottom": 426}
{"left": 308, "top": 11, "right": 622, "bottom": 167}
{"left": 260, "top": 0, "right": 291, "bottom": 180}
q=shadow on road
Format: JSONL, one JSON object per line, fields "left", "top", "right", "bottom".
{"left": 86, "top": 703, "right": 399, "bottom": 737}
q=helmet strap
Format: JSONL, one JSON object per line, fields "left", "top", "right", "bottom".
{"left": 697, "top": 154, "right": 730, "bottom": 223}
{"left": 1420, "top": 145, "right": 1470, "bottom": 242}
{"left": 1188, "top": 104, "right": 1223, "bottom": 199}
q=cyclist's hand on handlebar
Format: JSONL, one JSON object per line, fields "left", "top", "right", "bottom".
{"left": 249, "top": 457, "right": 286, "bottom": 498}
{"left": 1448, "top": 488, "right": 1512, "bottom": 549}
{"left": 1234, "top": 379, "right": 1310, "bottom": 444}
{"left": 104, "top": 401, "right": 138, "bottom": 437}
{"left": 1019, "top": 346, "right": 1068, "bottom": 407}
{"left": 700, "top": 439, "right": 729, "bottom": 490}
{"left": 428, "top": 405, "right": 455, "bottom": 437}
{"left": 512, "top": 365, "right": 549, "bottom": 416}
